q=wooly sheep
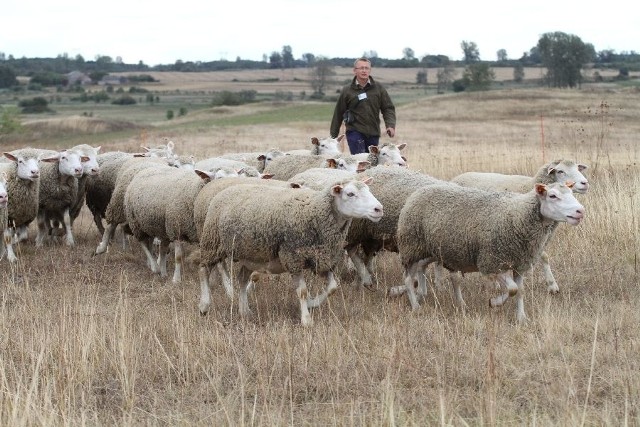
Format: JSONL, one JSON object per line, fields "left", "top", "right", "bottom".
{"left": 219, "top": 149, "right": 285, "bottom": 173}
{"left": 343, "top": 166, "right": 446, "bottom": 288}
{"left": 0, "top": 172, "right": 11, "bottom": 262}
{"left": 451, "top": 159, "right": 590, "bottom": 293}
{"left": 288, "top": 168, "right": 360, "bottom": 191}
{"left": 94, "top": 157, "right": 175, "bottom": 255}
{"left": 35, "top": 149, "right": 88, "bottom": 247}
{"left": 343, "top": 141, "right": 408, "bottom": 168}
{"left": 124, "top": 166, "right": 219, "bottom": 281}
{"left": 261, "top": 154, "right": 351, "bottom": 181}
{"left": 397, "top": 182, "right": 585, "bottom": 322}
{"left": 285, "top": 135, "right": 345, "bottom": 156}
{"left": 194, "top": 157, "right": 262, "bottom": 178}
{"left": 0, "top": 148, "right": 41, "bottom": 249}
{"left": 198, "top": 177, "right": 383, "bottom": 326}
{"left": 451, "top": 159, "right": 589, "bottom": 194}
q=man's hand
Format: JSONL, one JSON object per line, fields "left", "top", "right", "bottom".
{"left": 386, "top": 128, "right": 395, "bottom": 137}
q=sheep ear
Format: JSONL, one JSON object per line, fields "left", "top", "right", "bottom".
{"left": 565, "top": 180, "right": 575, "bottom": 189}
{"left": 326, "top": 158, "right": 337, "bottom": 169}
{"left": 257, "top": 155, "right": 266, "bottom": 161}
{"left": 535, "top": 183, "right": 547, "bottom": 195}
{"left": 194, "top": 169, "right": 213, "bottom": 181}
{"left": 311, "top": 137, "right": 320, "bottom": 146}
{"left": 397, "top": 143, "right": 407, "bottom": 151}
{"left": 289, "top": 182, "right": 302, "bottom": 189}
{"left": 356, "top": 161, "right": 371, "bottom": 172}
{"left": 3, "top": 152, "right": 17, "bottom": 162}
{"left": 337, "top": 134, "right": 345, "bottom": 142}
{"left": 260, "top": 174, "right": 274, "bottom": 180}
{"left": 331, "top": 183, "right": 344, "bottom": 195}
{"left": 81, "top": 156, "right": 90, "bottom": 162}
{"left": 368, "top": 145, "right": 379, "bottom": 154}
{"left": 361, "top": 176, "right": 373, "bottom": 185}
{"left": 578, "top": 163, "right": 588, "bottom": 171}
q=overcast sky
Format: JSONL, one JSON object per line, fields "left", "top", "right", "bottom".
{"left": 2, "top": 0, "right": 638, "bottom": 66}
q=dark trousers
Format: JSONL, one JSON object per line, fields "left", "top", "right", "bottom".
{"left": 346, "top": 130, "right": 379, "bottom": 154}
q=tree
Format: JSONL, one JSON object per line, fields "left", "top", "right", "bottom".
{"left": 537, "top": 31, "right": 595, "bottom": 88}
{"left": 269, "top": 51, "right": 283, "bottom": 69}
{"left": 302, "top": 53, "right": 315, "bottom": 65}
{"left": 309, "top": 57, "right": 335, "bottom": 97}
{"left": 436, "top": 63, "right": 456, "bottom": 93}
{"left": 281, "top": 45, "right": 294, "bottom": 68}
{"left": 416, "top": 69, "right": 427, "bottom": 85}
{"left": 461, "top": 62, "right": 495, "bottom": 91}
{"left": 496, "top": 49, "right": 508, "bottom": 62}
{"left": 513, "top": 62, "right": 525, "bottom": 83}
{"left": 403, "top": 47, "right": 415, "bottom": 61}
{"left": 0, "top": 64, "right": 18, "bottom": 88}
{"left": 461, "top": 41, "right": 480, "bottom": 64}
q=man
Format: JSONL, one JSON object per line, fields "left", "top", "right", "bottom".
{"left": 330, "top": 57, "right": 396, "bottom": 154}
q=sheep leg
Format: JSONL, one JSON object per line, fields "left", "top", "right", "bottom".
{"left": 172, "top": 241, "right": 183, "bottom": 284}
{"left": 292, "top": 273, "right": 312, "bottom": 326}
{"left": 95, "top": 223, "right": 117, "bottom": 254}
{"left": 139, "top": 238, "right": 160, "bottom": 274}
{"left": 449, "top": 271, "right": 466, "bottom": 309}
{"left": 307, "top": 271, "right": 339, "bottom": 308}
{"left": 490, "top": 271, "right": 528, "bottom": 322}
{"left": 3, "top": 228, "right": 17, "bottom": 263}
{"left": 346, "top": 246, "right": 373, "bottom": 288}
{"left": 35, "top": 212, "right": 48, "bottom": 247}
{"left": 62, "top": 208, "right": 75, "bottom": 246}
{"left": 432, "top": 262, "right": 447, "bottom": 291}
{"left": 540, "top": 251, "right": 559, "bottom": 294}
{"left": 513, "top": 272, "right": 527, "bottom": 322}
{"left": 198, "top": 263, "right": 212, "bottom": 315}
{"left": 157, "top": 240, "right": 170, "bottom": 278}
{"left": 238, "top": 267, "right": 255, "bottom": 318}
{"left": 217, "top": 261, "right": 234, "bottom": 299}
{"left": 15, "top": 225, "right": 29, "bottom": 243}
{"left": 92, "top": 211, "right": 105, "bottom": 236}
{"left": 403, "top": 263, "right": 422, "bottom": 310}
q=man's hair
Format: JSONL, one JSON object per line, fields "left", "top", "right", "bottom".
{"left": 353, "top": 57, "right": 372, "bottom": 68}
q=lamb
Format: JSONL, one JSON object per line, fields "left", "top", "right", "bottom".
{"left": 0, "top": 173, "right": 10, "bottom": 262}
{"left": 198, "top": 177, "right": 384, "bottom": 326}
{"left": 396, "top": 181, "right": 585, "bottom": 322}
{"left": 285, "top": 135, "right": 344, "bottom": 156}
{"left": 219, "top": 148, "right": 285, "bottom": 173}
{"left": 451, "top": 159, "right": 590, "bottom": 293}
{"left": 0, "top": 148, "right": 41, "bottom": 256}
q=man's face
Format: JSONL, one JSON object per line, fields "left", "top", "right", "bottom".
{"left": 353, "top": 62, "right": 371, "bottom": 80}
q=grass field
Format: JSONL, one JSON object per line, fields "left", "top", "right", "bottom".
{"left": 0, "top": 70, "right": 639, "bottom": 425}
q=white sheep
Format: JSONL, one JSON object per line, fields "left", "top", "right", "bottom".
{"left": 198, "top": 177, "right": 383, "bottom": 326}
{"left": 194, "top": 157, "right": 262, "bottom": 178}
{"left": 397, "top": 181, "right": 585, "bottom": 322}
{"left": 451, "top": 159, "right": 589, "bottom": 293}
{"left": 0, "top": 172, "right": 10, "bottom": 262}
{"left": 288, "top": 168, "right": 359, "bottom": 190}
{"left": 35, "top": 149, "right": 89, "bottom": 247}
{"left": 94, "top": 157, "right": 175, "bottom": 255}
{"left": 0, "top": 148, "right": 41, "bottom": 256}
{"left": 219, "top": 148, "right": 285, "bottom": 172}
{"left": 341, "top": 141, "right": 408, "bottom": 168}
{"left": 285, "top": 135, "right": 345, "bottom": 156}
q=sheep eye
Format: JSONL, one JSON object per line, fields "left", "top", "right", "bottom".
{"left": 549, "top": 194, "right": 558, "bottom": 199}
{"left": 347, "top": 192, "right": 355, "bottom": 197}
{"left": 556, "top": 170, "right": 564, "bottom": 175}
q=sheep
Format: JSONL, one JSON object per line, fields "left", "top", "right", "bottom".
{"left": 198, "top": 177, "right": 384, "bottom": 326}
{"left": 35, "top": 149, "right": 89, "bottom": 247}
{"left": 0, "top": 148, "right": 41, "bottom": 253}
{"left": 288, "top": 168, "right": 359, "bottom": 190}
{"left": 0, "top": 172, "right": 10, "bottom": 262}
{"left": 261, "top": 154, "right": 361, "bottom": 181}
{"left": 285, "top": 135, "right": 344, "bottom": 156}
{"left": 94, "top": 157, "right": 175, "bottom": 255}
{"left": 396, "top": 181, "right": 585, "bottom": 322}
{"left": 451, "top": 159, "right": 589, "bottom": 194}
{"left": 341, "top": 141, "right": 408, "bottom": 168}
{"left": 194, "top": 157, "right": 262, "bottom": 178}
{"left": 219, "top": 148, "right": 285, "bottom": 173}
{"left": 343, "top": 166, "right": 446, "bottom": 288}
{"left": 451, "top": 159, "right": 590, "bottom": 293}
{"left": 124, "top": 167, "right": 220, "bottom": 281}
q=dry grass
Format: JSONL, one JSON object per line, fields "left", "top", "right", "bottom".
{"left": 1, "top": 84, "right": 639, "bottom": 425}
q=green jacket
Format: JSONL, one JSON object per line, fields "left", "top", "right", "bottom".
{"left": 330, "top": 76, "right": 396, "bottom": 138}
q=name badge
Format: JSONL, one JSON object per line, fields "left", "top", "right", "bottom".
{"left": 358, "top": 93, "right": 367, "bottom": 101}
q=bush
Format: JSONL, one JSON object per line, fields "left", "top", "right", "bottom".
{"left": 178, "top": 107, "right": 187, "bottom": 116}
{"left": 166, "top": 110, "right": 174, "bottom": 120}
{"left": 0, "top": 106, "right": 23, "bottom": 134}
{"left": 452, "top": 79, "right": 466, "bottom": 92}
{"left": 111, "top": 95, "right": 136, "bottom": 105}
{"left": 18, "top": 97, "right": 51, "bottom": 113}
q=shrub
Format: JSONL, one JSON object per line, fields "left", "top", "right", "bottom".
{"left": 166, "top": 110, "right": 174, "bottom": 120}
{"left": 0, "top": 106, "right": 23, "bottom": 134}
{"left": 111, "top": 95, "right": 136, "bottom": 105}
{"left": 18, "top": 97, "right": 51, "bottom": 113}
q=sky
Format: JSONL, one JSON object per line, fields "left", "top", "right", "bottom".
{"left": 2, "top": 0, "right": 638, "bottom": 66}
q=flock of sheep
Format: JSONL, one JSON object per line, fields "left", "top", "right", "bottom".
{"left": 0, "top": 136, "right": 589, "bottom": 325}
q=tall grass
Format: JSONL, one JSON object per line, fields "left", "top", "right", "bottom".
{"left": 0, "top": 86, "right": 638, "bottom": 425}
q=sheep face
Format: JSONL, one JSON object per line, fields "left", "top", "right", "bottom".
{"left": 0, "top": 172, "right": 7, "bottom": 207}
{"left": 312, "top": 136, "right": 343, "bottom": 156}
{"left": 41, "top": 150, "right": 87, "bottom": 178}
{"left": 3, "top": 152, "right": 40, "bottom": 181}
{"left": 536, "top": 182, "right": 585, "bottom": 226}
{"left": 371, "top": 143, "right": 407, "bottom": 167}
{"left": 332, "top": 178, "right": 383, "bottom": 223}
{"left": 547, "top": 160, "right": 589, "bottom": 194}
